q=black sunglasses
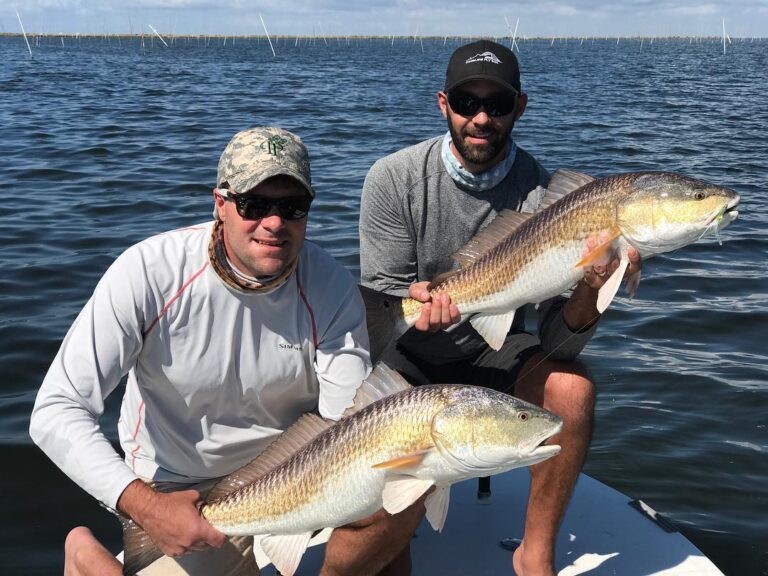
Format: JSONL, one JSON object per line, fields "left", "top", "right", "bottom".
{"left": 218, "top": 189, "right": 312, "bottom": 221}
{"left": 447, "top": 90, "right": 518, "bottom": 118}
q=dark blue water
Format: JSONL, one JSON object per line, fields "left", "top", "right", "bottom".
{"left": 1, "top": 35, "right": 766, "bottom": 575}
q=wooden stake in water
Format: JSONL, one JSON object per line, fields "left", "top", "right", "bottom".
{"left": 259, "top": 14, "right": 276, "bottom": 56}
{"left": 504, "top": 16, "right": 520, "bottom": 54}
{"left": 16, "top": 10, "right": 32, "bottom": 56}
{"left": 722, "top": 18, "right": 727, "bottom": 55}
{"left": 317, "top": 23, "right": 328, "bottom": 46}
{"left": 148, "top": 24, "right": 169, "bottom": 47}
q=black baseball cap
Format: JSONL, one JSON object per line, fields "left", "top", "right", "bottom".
{"left": 444, "top": 39, "right": 521, "bottom": 94}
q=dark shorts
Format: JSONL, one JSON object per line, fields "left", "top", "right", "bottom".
{"left": 378, "top": 331, "right": 542, "bottom": 395}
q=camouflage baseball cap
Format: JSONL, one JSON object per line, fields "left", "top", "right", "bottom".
{"left": 217, "top": 127, "right": 313, "bottom": 198}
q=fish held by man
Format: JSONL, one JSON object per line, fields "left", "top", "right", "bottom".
{"left": 362, "top": 169, "right": 740, "bottom": 360}
{"left": 120, "top": 363, "right": 563, "bottom": 576}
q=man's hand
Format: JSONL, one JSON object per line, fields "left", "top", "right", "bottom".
{"left": 581, "top": 246, "right": 642, "bottom": 290}
{"left": 580, "top": 233, "right": 642, "bottom": 291}
{"left": 409, "top": 281, "right": 461, "bottom": 332}
{"left": 565, "top": 237, "right": 643, "bottom": 331}
{"left": 117, "top": 480, "right": 226, "bottom": 557}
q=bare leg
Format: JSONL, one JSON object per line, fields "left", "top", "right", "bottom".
{"left": 511, "top": 353, "right": 595, "bottom": 576}
{"left": 64, "top": 526, "right": 122, "bottom": 576}
{"left": 320, "top": 499, "right": 425, "bottom": 576}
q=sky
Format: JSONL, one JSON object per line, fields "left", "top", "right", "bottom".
{"left": 1, "top": 0, "right": 766, "bottom": 39}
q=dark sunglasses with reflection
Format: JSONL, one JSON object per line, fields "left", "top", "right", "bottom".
{"left": 215, "top": 188, "right": 312, "bottom": 221}
{"left": 447, "top": 90, "right": 518, "bottom": 118}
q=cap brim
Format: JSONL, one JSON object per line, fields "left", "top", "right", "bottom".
{"left": 445, "top": 75, "right": 520, "bottom": 95}
{"left": 233, "top": 166, "right": 314, "bottom": 198}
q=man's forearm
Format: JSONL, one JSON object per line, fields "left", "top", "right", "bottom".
{"left": 563, "top": 280, "right": 601, "bottom": 332}
{"left": 117, "top": 479, "right": 160, "bottom": 524}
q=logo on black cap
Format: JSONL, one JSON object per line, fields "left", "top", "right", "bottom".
{"left": 465, "top": 51, "right": 502, "bottom": 65}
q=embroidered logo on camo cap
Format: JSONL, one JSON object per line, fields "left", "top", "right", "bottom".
{"left": 262, "top": 134, "right": 288, "bottom": 158}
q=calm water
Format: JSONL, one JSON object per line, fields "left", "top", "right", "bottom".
{"left": 1, "top": 35, "right": 767, "bottom": 575}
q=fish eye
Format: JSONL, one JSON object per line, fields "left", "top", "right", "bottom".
{"left": 694, "top": 191, "right": 706, "bottom": 200}
{"left": 518, "top": 411, "right": 529, "bottom": 421}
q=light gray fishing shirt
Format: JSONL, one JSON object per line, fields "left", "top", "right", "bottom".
{"left": 30, "top": 221, "right": 371, "bottom": 509}
{"left": 359, "top": 135, "right": 597, "bottom": 362}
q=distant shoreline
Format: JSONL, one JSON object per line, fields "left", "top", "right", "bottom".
{"left": 0, "top": 33, "right": 764, "bottom": 41}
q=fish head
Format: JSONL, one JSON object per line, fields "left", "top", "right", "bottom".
{"left": 430, "top": 386, "right": 562, "bottom": 478}
{"left": 617, "top": 172, "right": 740, "bottom": 254}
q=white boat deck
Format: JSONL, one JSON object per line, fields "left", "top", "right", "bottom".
{"left": 255, "top": 469, "right": 724, "bottom": 576}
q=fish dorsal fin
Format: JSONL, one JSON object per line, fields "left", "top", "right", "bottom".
{"left": 425, "top": 486, "right": 451, "bottom": 532}
{"left": 549, "top": 168, "right": 595, "bottom": 191}
{"left": 533, "top": 169, "right": 595, "bottom": 210}
{"left": 207, "top": 413, "right": 333, "bottom": 502}
{"left": 381, "top": 475, "right": 435, "bottom": 515}
{"left": 469, "top": 309, "right": 517, "bottom": 351}
{"left": 342, "top": 362, "right": 412, "bottom": 418}
{"left": 452, "top": 210, "right": 534, "bottom": 268}
{"left": 261, "top": 532, "right": 313, "bottom": 576}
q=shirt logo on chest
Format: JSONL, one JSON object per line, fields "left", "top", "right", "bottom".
{"left": 278, "top": 342, "right": 303, "bottom": 351}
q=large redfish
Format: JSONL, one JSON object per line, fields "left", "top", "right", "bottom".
{"left": 121, "top": 364, "right": 562, "bottom": 575}
{"left": 362, "top": 170, "right": 740, "bottom": 360}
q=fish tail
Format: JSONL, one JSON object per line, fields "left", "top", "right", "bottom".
{"left": 358, "top": 285, "right": 410, "bottom": 362}
{"left": 120, "top": 516, "right": 163, "bottom": 576}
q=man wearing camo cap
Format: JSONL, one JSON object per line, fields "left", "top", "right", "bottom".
{"left": 32, "top": 127, "right": 402, "bottom": 575}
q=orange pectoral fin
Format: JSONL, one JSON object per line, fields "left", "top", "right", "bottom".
{"left": 372, "top": 450, "right": 432, "bottom": 470}
{"left": 574, "top": 230, "right": 621, "bottom": 268}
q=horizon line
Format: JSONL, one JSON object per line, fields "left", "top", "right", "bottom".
{"left": 1, "top": 33, "right": 765, "bottom": 40}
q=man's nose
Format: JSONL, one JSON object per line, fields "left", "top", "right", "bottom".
{"left": 472, "top": 109, "right": 491, "bottom": 125}
{"left": 260, "top": 206, "right": 284, "bottom": 226}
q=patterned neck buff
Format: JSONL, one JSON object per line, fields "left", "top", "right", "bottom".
{"left": 441, "top": 131, "right": 517, "bottom": 192}
{"left": 208, "top": 220, "right": 298, "bottom": 293}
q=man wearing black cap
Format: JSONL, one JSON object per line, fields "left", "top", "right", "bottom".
{"left": 359, "top": 40, "right": 640, "bottom": 575}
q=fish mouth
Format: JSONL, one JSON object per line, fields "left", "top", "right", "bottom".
{"left": 722, "top": 194, "right": 740, "bottom": 222}
{"left": 511, "top": 442, "right": 561, "bottom": 469}
{"left": 530, "top": 444, "right": 561, "bottom": 459}
{"left": 703, "top": 194, "right": 740, "bottom": 228}
{"left": 522, "top": 421, "right": 563, "bottom": 463}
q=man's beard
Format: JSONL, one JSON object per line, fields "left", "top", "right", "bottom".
{"left": 448, "top": 120, "right": 512, "bottom": 167}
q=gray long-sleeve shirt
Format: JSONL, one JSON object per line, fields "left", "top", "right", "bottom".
{"left": 359, "top": 135, "right": 596, "bottom": 362}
